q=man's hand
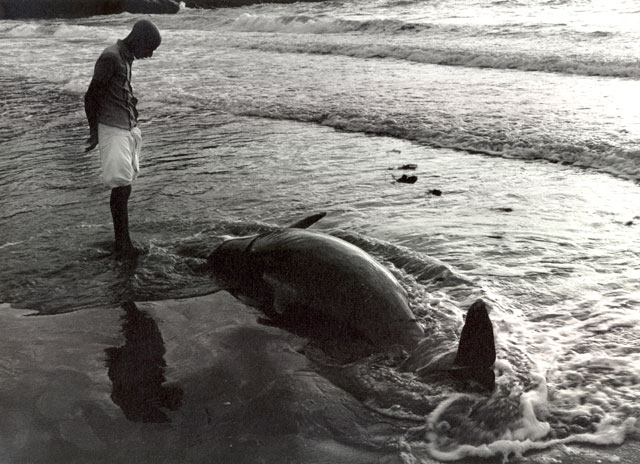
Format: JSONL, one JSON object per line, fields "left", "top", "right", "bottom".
{"left": 85, "top": 130, "right": 98, "bottom": 152}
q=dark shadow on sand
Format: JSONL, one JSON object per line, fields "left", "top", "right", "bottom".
{"left": 105, "top": 301, "right": 183, "bottom": 422}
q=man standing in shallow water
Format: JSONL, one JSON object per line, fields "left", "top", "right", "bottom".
{"left": 84, "top": 19, "right": 161, "bottom": 258}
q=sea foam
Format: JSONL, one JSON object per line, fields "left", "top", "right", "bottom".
{"left": 411, "top": 374, "right": 638, "bottom": 462}
{"left": 2, "top": 21, "right": 116, "bottom": 42}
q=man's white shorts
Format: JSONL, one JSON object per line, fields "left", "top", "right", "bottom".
{"left": 98, "top": 123, "right": 142, "bottom": 188}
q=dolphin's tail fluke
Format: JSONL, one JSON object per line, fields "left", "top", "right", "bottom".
{"left": 287, "top": 212, "right": 327, "bottom": 229}
{"left": 450, "top": 299, "right": 496, "bottom": 391}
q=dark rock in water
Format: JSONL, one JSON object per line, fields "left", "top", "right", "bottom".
{"left": 0, "top": 0, "right": 180, "bottom": 19}
{"left": 493, "top": 207, "right": 514, "bottom": 213}
{"left": 428, "top": 189, "right": 442, "bottom": 196}
{"left": 0, "top": 0, "right": 325, "bottom": 18}
{"left": 185, "top": 0, "right": 324, "bottom": 7}
{"left": 398, "top": 163, "right": 418, "bottom": 170}
{"left": 625, "top": 220, "right": 634, "bottom": 226}
{"left": 395, "top": 174, "right": 418, "bottom": 184}
{"left": 123, "top": 0, "right": 180, "bottom": 13}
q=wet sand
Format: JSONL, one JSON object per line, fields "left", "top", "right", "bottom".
{"left": 0, "top": 292, "right": 636, "bottom": 463}
{"left": 0, "top": 292, "right": 403, "bottom": 463}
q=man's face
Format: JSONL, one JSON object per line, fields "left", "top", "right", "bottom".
{"left": 134, "top": 40, "right": 158, "bottom": 60}
{"left": 129, "top": 20, "right": 161, "bottom": 60}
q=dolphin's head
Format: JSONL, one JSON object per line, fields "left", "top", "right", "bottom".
{"left": 206, "top": 235, "right": 258, "bottom": 288}
{"left": 206, "top": 212, "right": 326, "bottom": 287}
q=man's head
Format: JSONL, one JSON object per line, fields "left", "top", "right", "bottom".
{"left": 124, "top": 19, "right": 161, "bottom": 59}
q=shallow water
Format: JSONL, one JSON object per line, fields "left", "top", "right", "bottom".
{"left": 1, "top": 0, "right": 640, "bottom": 461}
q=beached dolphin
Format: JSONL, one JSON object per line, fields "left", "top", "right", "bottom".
{"left": 207, "top": 213, "right": 496, "bottom": 390}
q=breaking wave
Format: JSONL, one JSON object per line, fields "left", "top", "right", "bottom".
{"left": 233, "top": 36, "right": 639, "bottom": 79}
{"left": 231, "top": 13, "right": 433, "bottom": 35}
{"left": 227, "top": 13, "right": 640, "bottom": 79}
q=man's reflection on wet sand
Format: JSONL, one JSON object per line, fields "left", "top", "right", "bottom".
{"left": 105, "top": 301, "right": 183, "bottom": 422}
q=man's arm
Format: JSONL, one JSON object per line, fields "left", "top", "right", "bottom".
{"left": 84, "top": 53, "right": 116, "bottom": 151}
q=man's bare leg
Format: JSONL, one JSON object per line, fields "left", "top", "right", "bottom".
{"left": 110, "top": 185, "right": 137, "bottom": 257}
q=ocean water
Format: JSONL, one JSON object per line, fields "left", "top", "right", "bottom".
{"left": 1, "top": 0, "right": 639, "bottom": 462}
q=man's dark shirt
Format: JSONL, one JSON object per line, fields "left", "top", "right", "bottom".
{"left": 85, "top": 40, "right": 138, "bottom": 131}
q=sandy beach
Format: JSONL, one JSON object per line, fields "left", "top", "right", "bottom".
{"left": 0, "top": 292, "right": 405, "bottom": 463}
{"left": 0, "top": 291, "right": 636, "bottom": 463}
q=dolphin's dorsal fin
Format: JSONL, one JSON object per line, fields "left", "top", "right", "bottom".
{"left": 451, "top": 299, "right": 496, "bottom": 390}
{"left": 287, "top": 212, "right": 327, "bottom": 229}
{"left": 454, "top": 299, "right": 496, "bottom": 367}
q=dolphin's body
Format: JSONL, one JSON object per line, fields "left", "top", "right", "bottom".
{"left": 208, "top": 213, "right": 496, "bottom": 389}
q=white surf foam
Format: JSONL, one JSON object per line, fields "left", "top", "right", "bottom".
{"left": 231, "top": 13, "right": 356, "bottom": 34}
{"left": 1, "top": 22, "right": 116, "bottom": 42}
{"left": 417, "top": 373, "right": 638, "bottom": 461}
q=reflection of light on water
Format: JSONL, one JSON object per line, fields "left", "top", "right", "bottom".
{"left": 0, "top": 241, "right": 24, "bottom": 249}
